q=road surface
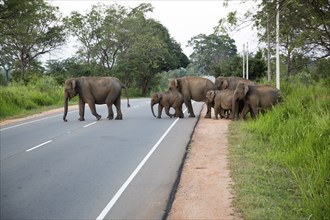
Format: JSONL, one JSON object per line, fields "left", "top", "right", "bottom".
{"left": 0, "top": 98, "right": 203, "bottom": 219}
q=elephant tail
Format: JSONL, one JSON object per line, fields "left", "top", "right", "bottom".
{"left": 121, "top": 83, "right": 130, "bottom": 107}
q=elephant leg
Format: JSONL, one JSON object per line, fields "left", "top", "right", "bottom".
{"left": 157, "top": 105, "right": 163, "bottom": 119}
{"left": 78, "top": 97, "right": 85, "bottom": 121}
{"left": 204, "top": 102, "right": 212, "bottom": 118}
{"left": 240, "top": 103, "right": 251, "bottom": 120}
{"left": 174, "top": 106, "right": 180, "bottom": 118}
{"left": 87, "top": 101, "right": 101, "bottom": 120}
{"left": 165, "top": 106, "right": 173, "bottom": 118}
{"left": 114, "top": 98, "right": 123, "bottom": 120}
{"left": 184, "top": 98, "right": 195, "bottom": 117}
{"left": 106, "top": 103, "right": 114, "bottom": 120}
{"left": 220, "top": 108, "right": 226, "bottom": 119}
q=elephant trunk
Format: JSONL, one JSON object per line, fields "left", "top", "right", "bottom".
{"left": 63, "top": 92, "right": 69, "bottom": 122}
{"left": 151, "top": 102, "right": 157, "bottom": 118}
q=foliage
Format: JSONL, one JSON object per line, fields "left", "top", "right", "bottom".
{"left": 0, "top": 76, "right": 63, "bottom": 119}
{"left": 64, "top": 3, "right": 128, "bottom": 71}
{"left": 188, "top": 33, "right": 237, "bottom": 76}
{"left": 247, "top": 50, "right": 267, "bottom": 81}
{"left": 64, "top": 3, "right": 189, "bottom": 96}
{"left": 229, "top": 78, "right": 330, "bottom": 219}
{"left": 0, "top": 0, "right": 66, "bottom": 79}
{"left": 218, "top": 0, "right": 329, "bottom": 78}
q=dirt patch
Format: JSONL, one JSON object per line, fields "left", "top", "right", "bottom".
{"left": 168, "top": 105, "right": 241, "bottom": 219}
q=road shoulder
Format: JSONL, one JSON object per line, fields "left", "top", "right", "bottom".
{"left": 168, "top": 105, "right": 241, "bottom": 219}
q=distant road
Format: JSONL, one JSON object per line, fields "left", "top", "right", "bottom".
{"left": 0, "top": 98, "right": 203, "bottom": 219}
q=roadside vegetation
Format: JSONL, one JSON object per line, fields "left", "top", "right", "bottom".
{"left": 228, "top": 76, "right": 330, "bottom": 219}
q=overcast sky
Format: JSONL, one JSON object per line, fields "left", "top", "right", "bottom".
{"left": 47, "top": 0, "right": 260, "bottom": 60}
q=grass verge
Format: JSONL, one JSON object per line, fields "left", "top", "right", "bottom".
{"left": 228, "top": 79, "right": 330, "bottom": 219}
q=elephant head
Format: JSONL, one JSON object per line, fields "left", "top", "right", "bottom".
{"left": 63, "top": 78, "right": 78, "bottom": 122}
{"left": 168, "top": 78, "right": 180, "bottom": 92}
{"left": 215, "top": 77, "right": 229, "bottom": 90}
{"left": 231, "top": 82, "right": 249, "bottom": 120}
{"left": 150, "top": 92, "right": 162, "bottom": 118}
{"left": 234, "top": 83, "right": 250, "bottom": 101}
{"left": 206, "top": 90, "right": 216, "bottom": 104}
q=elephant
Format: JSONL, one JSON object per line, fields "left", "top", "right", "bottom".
{"left": 215, "top": 76, "right": 256, "bottom": 119}
{"left": 168, "top": 76, "right": 217, "bottom": 118}
{"left": 150, "top": 90, "right": 184, "bottom": 119}
{"left": 232, "top": 82, "right": 282, "bottom": 120}
{"left": 215, "top": 76, "right": 255, "bottom": 90}
{"left": 206, "top": 89, "right": 235, "bottom": 119}
{"left": 63, "top": 76, "right": 130, "bottom": 122}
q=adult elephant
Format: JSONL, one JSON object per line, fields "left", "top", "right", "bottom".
{"left": 168, "top": 76, "right": 217, "bottom": 118}
{"left": 63, "top": 76, "right": 130, "bottom": 122}
{"left": 233, "top": 82, "right": 282, "bottom": 120}
{"left": 215, "top": 76, "right": 255, "bottom": 90}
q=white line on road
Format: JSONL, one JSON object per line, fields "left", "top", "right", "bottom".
{"left": 0, "top": 109, "right": 79, "bottom": 132}
{"left": 26, "top": 140, "right": 53, "bottom": 152}
{"left": 95, "top": 105, "right": 192, "bottom": 220}
{"left": 83, "top": 122, "right": 97, "bottom": 128}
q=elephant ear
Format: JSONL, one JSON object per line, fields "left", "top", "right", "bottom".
{"left": 157, "top": 93, "right": 162, "bottom": 100}
{"left": 243, "top": 84, "right": 249, "bottom": 96}
{"left": 70, "top": 79, "right": 76, "bottom": 90}
{"left": 222, "top": 80, "right": 229, "bottom": 89}
{"left": 210, "top": 90, "right": 216, "bottom": 100}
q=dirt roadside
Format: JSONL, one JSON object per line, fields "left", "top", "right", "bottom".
{"left": 167, "top": 105, "right": 241, "bottom": 219}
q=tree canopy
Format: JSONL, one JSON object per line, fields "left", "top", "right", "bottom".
{"left": 0, "top": 0, "right": 66, "bottom": 79}
{"left": 188, "top": 33, "right": 238, "bottom": 76}
{"left": 217, "top": 0, "right": 330, "bottom": 79}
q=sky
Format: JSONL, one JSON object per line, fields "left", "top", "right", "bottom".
{"left": 47, "top": 0, "right": 261, "bottom": 60}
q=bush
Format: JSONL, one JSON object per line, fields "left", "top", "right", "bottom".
{"left": 0, "top": 76, "right": 63, "bottom": 119}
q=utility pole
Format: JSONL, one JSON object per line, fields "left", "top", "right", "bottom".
{"left": 267, "top": 14, "right": 271, "bottom": 81}
{"left": 246, "top": 42, "right": 249, "bottom": 80}
{"left": 243, "top": 44, "right": 245, "bottom": 78}
{"left": 276, "top": 0, "right": 280, "bottom": 89}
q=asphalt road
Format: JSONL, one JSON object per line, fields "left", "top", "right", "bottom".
{"left": 0, "top": 98, "right": 204, "bottom": 219}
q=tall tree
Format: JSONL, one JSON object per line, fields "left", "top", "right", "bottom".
{"left": 218, "top": 0, "right": 330, "bottom": 78}
{"left": 0, "top": 0, "right": 66, "bottom": 79}
{"left": 188, "top": 33, "right": 237, "bottom": 76}
{"left": 64, "top": 3, "right": 128, "bottom": 71}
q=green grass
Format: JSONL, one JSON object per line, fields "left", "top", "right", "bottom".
{"left": 229, "top": 79, "right": 330, "bottom": 219}
{"left": 0, "top": 76, "right": 64, "bottom": 119}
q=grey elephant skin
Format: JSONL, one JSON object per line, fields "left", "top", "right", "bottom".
{"left": 168, "top": 76, "right": 216, "bottom": 118}
{"left": 233, "top": 83, "right": 282, "bottom": 120}
{"left": 150, "top": 90, "right": 184, "bottom": 119}
{"left": 206, "top": 89, "right": 235, "bottom": 120}
{"left": 63, "top": 76, "right": 130, "bottom": 122}
{"left": 215, "top": 76, "right": 255, "bottom": 90}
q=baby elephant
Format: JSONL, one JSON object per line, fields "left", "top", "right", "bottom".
{"left": 206, "top": 89, "right": 235, "bottom": 119}
{"left": 151, "top": 90, "right": 184, "bottom": 119}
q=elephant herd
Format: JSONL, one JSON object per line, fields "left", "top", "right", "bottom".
{"left": 62, "top": 76, "right": 282, "bottom": 122}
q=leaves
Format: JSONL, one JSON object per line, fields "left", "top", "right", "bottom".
{"left": 188, "top": 33, "right": 237, "bottom": 76}
{"left": 0, "top": 0, "right": 66, "bottom": 78}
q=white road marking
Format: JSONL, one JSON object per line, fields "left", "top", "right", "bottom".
{"left": 26, "top": 140, "right": 53, "bottom": 152}
{"left": 83, "top": 122, "right": 97, "bottom": 128}
{"left": 0, "top": 110, "right": 78, "bottom": 132}
{"left": 95, "top": 106, "right": 191, "bottom": 220}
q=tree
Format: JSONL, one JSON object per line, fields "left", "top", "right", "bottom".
{"left": 248, "top": 50, "right": 267, "bottom": 80}
{"left": 218, "top": 0, "right": 330, "bottom": 79}
{"left": 64, "top": 3, "right": 128, "bottom": 72}
{"left": 188, "top": 33, "right": 237, "bottom": 76}
{"left": 0, "top": 0, "right": 66, "bottom": 79}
